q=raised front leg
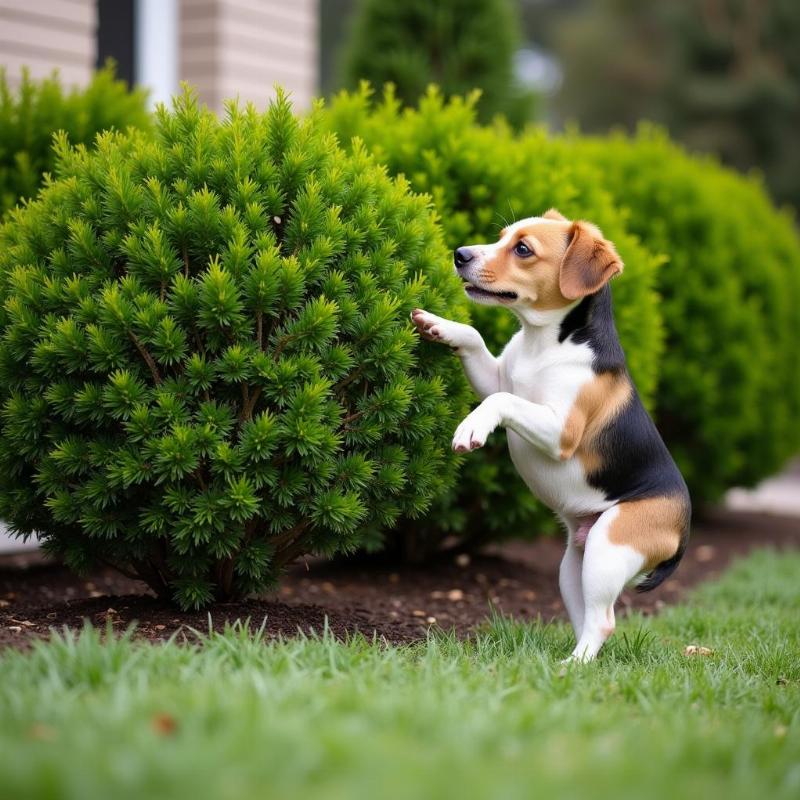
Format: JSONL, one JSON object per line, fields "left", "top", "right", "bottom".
{"left": 450, "top": 392, "right": 564, "bottom": 458}
{"left": 411, "top": 309, "right": 500, "bottom": 400}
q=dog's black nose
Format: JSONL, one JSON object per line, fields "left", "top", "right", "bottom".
{"left": 454, "top": 247, "right": 474, "bottom": 269}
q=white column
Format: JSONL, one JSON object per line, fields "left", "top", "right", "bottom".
{"left": 135, "top": 0, "right": 179, "bottom": 108}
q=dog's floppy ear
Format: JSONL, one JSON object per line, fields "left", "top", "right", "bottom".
{"left": 559, "top": 221, "right": 623, "bottom": 300}
{"left": 543, "top": 208, "right": 567, "bottom": 222}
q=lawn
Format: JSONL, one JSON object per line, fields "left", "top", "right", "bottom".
{"left": 0, "top": 550, "right": 798, "bottom": 800}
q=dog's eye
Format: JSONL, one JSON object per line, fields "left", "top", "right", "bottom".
{"left": 514, "top": 241, "right": 533, "bottom": 257}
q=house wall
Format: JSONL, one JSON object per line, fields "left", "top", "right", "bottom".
{"left": 0, "top": 0, "right": 97, "bottom": 90}
{"left": 179, "top": 0, "right": 318, "bottom": 112}
{"left": 0, "top": 1, "right": 318, "bottom": 109}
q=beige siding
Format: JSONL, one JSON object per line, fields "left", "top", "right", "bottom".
{"left": 179, "top": 0, "right": 317, "bottom": 113}
{"left": 0, "top": 0, "right": 96, "bottom": 90}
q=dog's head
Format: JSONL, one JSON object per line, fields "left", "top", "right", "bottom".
{"left": 454, "top": 209, "right": 623, "bottom": 316}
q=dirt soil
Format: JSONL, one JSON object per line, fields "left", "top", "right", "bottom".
{"left": 1, "top": 508, "right": 798, "bottom": 650}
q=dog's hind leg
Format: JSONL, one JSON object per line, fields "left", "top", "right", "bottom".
{"left": 559, "top": 537, "right": 585, "bottom": 641}
{"left": 568, "top": 506, "right": 645, "bottom": 662}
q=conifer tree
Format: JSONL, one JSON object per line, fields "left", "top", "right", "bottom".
{"left": 0, "top": 89, "right": 470, "bottom": 609}
{"left": 339, "top": 0, "right": 538, "bottom": 127}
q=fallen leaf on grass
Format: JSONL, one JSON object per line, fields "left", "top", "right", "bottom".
{"left": 27, "top": 723, "right": 57, "bottom": 742}
{"left": 151, "top": 713, "right": 178, "bottom": 736}
{"left": 683, "top": 645, "right": 714, "bottom": 657}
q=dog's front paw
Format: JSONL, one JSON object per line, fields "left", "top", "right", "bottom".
{"left": 452, "top": 405, "right": 500, "bottom": 453}
{"left": 411, "top": 309, "right": 479, "bottom": 351}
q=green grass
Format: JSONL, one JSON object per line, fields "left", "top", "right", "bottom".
{"left": 1, "top": 550, "right": 799, "bottom": 800}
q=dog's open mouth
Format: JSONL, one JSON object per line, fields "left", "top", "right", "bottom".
{"left": 463, "top": 283, "right": 518, "bottom": 303}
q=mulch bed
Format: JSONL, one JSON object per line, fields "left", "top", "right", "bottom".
{"left": 1, "top": 508, "right": 798, "bottom": 650}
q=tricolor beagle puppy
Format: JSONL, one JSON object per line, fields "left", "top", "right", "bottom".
{"left": 412, "top": 209, "right": 690, "bottom": 661}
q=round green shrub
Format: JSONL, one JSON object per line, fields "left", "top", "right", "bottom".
{"left": 571, "top": 128, "right": 800, "bottom": 501}
{"left": 324, "top": 87, "right": 664, "bottom": 552}
{"left": 0, "top": 65, "right": 151, "bottom": 217}
{"left": 0, "top": 90, "right": 471, "bottom": 608}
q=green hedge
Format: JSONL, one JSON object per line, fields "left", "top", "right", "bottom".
{"left": 0, "top": 66, "right": 151, "bottom": 217}
{"left": 324, "top": 87, "right": 664, "bottom": 550}
{"left": 327, "top": 88, "right": 800, "bottom": 518}
{"left": 0, "top": 90, "right": 471, "bottom": 607}
{"left": 573, "top": 128, "right": 800, "bottom": 500}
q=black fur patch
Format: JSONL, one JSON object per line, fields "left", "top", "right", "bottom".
{"left": 559, "top": 285, "right": 691, "bottom": 590}
{"left": 589, "top": 390, "right": 689, "bottom": 503}
{"left": 558, "top": 286, "right": 626, "bottom": 374}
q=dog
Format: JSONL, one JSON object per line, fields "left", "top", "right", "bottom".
{"left": 411, "top": 209, "right": 690, "bottom": 661}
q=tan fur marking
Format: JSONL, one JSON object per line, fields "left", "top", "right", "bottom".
{"left": 472, "top": 216, "right": 623, "bottom": 313}
{"left": 559, "top": 372, "right": 632, "bottom": 468}
{"left": 479, "top": 221, "right": 575, "bottom": 311}
{"left": 543, "top": 208, "right": 567, "bottom": 222}
{"left": 609, "top": 496, "right": 689, "bottom": 571}
{"left": 559, "top": 222, "right": 623, "bottom": 300}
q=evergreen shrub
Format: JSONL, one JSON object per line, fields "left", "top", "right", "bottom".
{"left": 0, "top": 66, "right": 151, "bottom": 217}
{"left": 572, "top": 129, "right": 800, "bottom": 500}
{"left": 0, "top": 90, "right": 471, "bottom": 608}
{"left": 339, "top": 0, "right": 538, "bottom": 128}
{"left": 324, "top": 87, "right": 664, "bottom": 550}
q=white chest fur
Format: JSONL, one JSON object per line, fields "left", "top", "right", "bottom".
{"left": 498, "top": 329, "right": 612, "bottom": 519}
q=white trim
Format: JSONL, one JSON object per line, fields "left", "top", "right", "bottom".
{"left": 134, "top": 0, "right": 179, "bottom": 109}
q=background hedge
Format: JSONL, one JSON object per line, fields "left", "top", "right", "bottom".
{"left": 327, "top": 88, "right": 800, "bottom": 518}
{"left": 0, "top": 90, "right": 471, "bottom": 607}
{"left": 573, "top": 128, "right": 800, "bottom": 500}
{"left": 0, "top": 66, "right": 150, "bottom": 218}
{"left": 324, "top": 87, "right": 665, "bottom": 552}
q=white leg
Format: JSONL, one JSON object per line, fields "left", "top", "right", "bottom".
{"left": 451, "top": 392, "right": 563, "bottom": 457}
{"left": 411, "top": 309, "right": 500, "bottom": 399}
{"left": 569, "top": 506, "right": 645, "bottom": 662}
{"left": 559, "top": 540, "right": 585, "bottom": 641}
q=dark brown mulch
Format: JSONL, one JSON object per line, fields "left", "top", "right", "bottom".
{"left": 1, "top": 508, "right": 798, "bottom": 650}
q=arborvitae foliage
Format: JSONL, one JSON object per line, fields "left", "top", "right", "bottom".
{"left": 0, "top": 89, "right": 471, "bottom": 608}
{"left": 339, "top": 0, "right": 538, "bottom": 128}
{"left": 0, "top": 65, "right": 151, "bottom": 217}
{"left": 324, "top": 86, "right": 664, "bottom": 553}
{"left": 572, "top": 129, "right": 800, "bottom": 501}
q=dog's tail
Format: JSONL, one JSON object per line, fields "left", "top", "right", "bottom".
{"left": 634, "top": 489, "right": 691, "bottom": 593}
{"left": 635, "top": 536, "right": 689, "bottom": 593}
